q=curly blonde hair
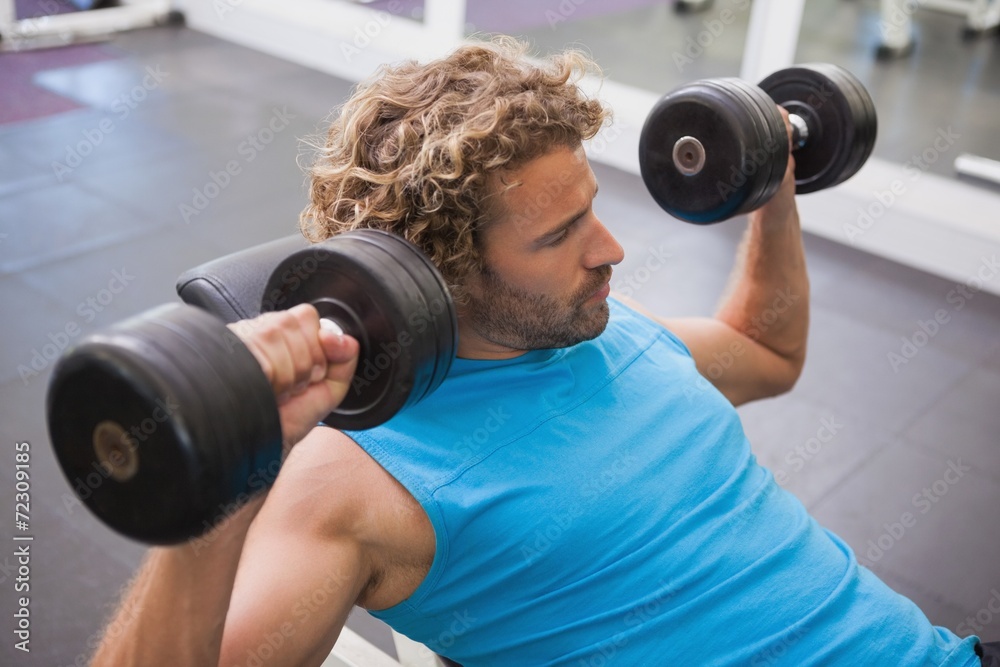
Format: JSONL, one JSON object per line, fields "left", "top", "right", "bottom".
{"left": 299, "top": 37, "right": 609, "bottom": 304}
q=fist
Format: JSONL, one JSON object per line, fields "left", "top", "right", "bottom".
{"left": 228, "top": 305, "right": 359, "bottom": 452}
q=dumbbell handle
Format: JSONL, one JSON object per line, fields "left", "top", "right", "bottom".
{"left": 319, "top": 317, "right": 345, "bottom": 336}
{"left": 787, "top": 112, "right": 809, "bottom": 150}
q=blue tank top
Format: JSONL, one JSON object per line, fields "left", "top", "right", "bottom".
{"left": 344, "top": 299, "right": 979, "bottom": 666}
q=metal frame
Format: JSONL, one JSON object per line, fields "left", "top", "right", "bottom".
{"left": 739, "top": 0, "right": 806, "bottom": 82}
{"left": 322, "top": 627, "right": 441, "bottom": 667}
{"left": 955, "top": 153, "right": 1000, "bottom": 186}
{"left": 0, "top": 0, "right": 175, "bottom": 51}
{"left": 322, "top": 627, "right": 402, "bottom": 667}
{"left": 392, "top": 630, "right": 444, "bottom": 667}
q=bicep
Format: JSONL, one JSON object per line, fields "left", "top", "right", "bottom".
{"left": 220, "top": 428, "right": 371, "bottom": 667}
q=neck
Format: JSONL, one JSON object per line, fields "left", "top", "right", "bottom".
{"left": 455, "top": 317, "right": 528, "bottom": 360}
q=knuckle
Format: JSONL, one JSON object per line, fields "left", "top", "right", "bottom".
{"left": 257, "top": 312, "right": 291, "bottom": 343}
{"left": 292, "top": 305, "right": 320, "bottom": 333}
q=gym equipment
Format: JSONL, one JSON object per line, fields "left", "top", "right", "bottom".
{"left": 261, "top": 230, "right": 456, "bottom": 430}
{"left": 46, "top": 229, "right": 457, "bottom": 544}
{"left": 639, "top": 63, "right": 878, "bottom": 224}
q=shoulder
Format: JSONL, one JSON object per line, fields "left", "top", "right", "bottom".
{"left": 610, "top": 293, "right": 798, "bottom": 405}
{"left": 607, "top": 295, "right": 692, "bottom": 357}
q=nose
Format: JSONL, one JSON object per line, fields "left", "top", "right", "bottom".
{"left": 584, "top": 216, "right": 625, "bottom": 270}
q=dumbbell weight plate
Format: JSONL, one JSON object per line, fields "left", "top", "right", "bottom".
{"left": 261, "top": 229, "right": 457, "bottom": 430}
{"left": 725, "top": 77, "right": 791, "bottom": 215}
{"left": 47, "top": 303, "right": 282, "bottom": 544}
{"left": 759, "top": 63, "right": 878, "bottom": 194}
{"left": 639, "top": 78, "right": 789, "bottom": 224}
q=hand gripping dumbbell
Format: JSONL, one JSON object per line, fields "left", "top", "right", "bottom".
{"left": 639, "top": 63, "right": 878, "bottom": 224}
{"left": 46, "top": 230, "right": 457, "bottom": 544}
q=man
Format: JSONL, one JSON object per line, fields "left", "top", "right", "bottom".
{"left": 91, "top": 38, "right": 987, "bottom": 665}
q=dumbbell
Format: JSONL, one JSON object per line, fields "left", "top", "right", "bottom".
{"left": 639, "top": 63, "right": 878, "bottom": 224}
{"left": 46, "top": 229, "right": 457, "bottom": 544}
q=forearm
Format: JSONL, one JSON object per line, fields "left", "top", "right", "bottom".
{"left": 715, "top": 186, "right": 810, "bottom": 370}
{"left": 91, "top": 494, "right": 266, "bottom": 667}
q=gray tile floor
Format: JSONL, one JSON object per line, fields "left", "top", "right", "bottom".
{"left": 1, "top": 5, "right": 999, "bottom": 665}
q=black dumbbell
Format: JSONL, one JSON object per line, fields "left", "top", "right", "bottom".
{"left": 46, "top": 229, "right": 457, "bottom": 544}
{"left": 639, "top": 63, "right": 878, "bottom": 224}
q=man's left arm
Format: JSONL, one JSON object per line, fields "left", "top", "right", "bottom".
{"left": 620, "top": 137, "right": 809, "bottom": 407}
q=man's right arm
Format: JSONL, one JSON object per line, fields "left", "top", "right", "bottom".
{"left": 88, "top": 305, "right": 369, "bottom": 666}
{"left": 219, "top": 426, "right": 378, "bottom": 667}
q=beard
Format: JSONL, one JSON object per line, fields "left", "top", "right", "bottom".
{"left": 464, "top": 264, "right": 613, "bottom": 351}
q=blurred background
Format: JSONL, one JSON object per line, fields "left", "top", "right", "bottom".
{"left": 1, "top": 0, "right": 999, "bottom": 664}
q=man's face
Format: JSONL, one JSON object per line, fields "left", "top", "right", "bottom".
{"left": 459, "top": 144, "right": 625, "bottom": 359}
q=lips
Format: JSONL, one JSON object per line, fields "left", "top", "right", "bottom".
{"left": 583, "top": 276, "right": 612, "bottom": 304}
{"left": 578, "top": 267, "right": 613, "bottom": 305}
{"left": 589, "top": 282, "right": 611, "bottom": 301}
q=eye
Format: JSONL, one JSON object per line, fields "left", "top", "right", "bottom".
{"left": 546, "top": 229, "right": 570, "bottom": 247}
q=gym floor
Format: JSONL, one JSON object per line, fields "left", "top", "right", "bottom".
{"left": 1, "top": 1, "right": 999, "bottom": 664}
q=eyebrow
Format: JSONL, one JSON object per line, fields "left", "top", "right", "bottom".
{"left": 535, "top": 183, "right": 599, "bottom": 245}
